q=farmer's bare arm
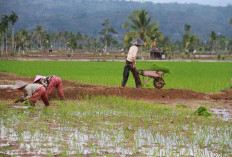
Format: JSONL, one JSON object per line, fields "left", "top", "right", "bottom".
{"left": 132, "top": 57, "right": 136, "bottom": 69}
{"left": 15, "top": 91, "right": 30, "bottom": 103}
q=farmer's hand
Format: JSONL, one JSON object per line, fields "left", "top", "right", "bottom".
{"left": 14, "top": 98, "right": 24, "bottom": 103}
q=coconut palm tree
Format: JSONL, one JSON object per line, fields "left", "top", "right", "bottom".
{"left": 230, "top": 18, "right": 232, "bottom": 38}
{"left": 123, "top": 9, "right": 162, "bottom": 48}
{"left": 0, "top": 15, "right": 9, "bottom": 54}
{"left": 15, "top": 29, "right": 28, "bottom": 53}
{"left": 9, "top": 11, "right": 18, "bottom": 52}
{"left": 98, "top": 19, "right": 117, "bottom": 54}
{"left": 0, "top": 20, "right": 6, "bottom": 54}
{"left": 32, "top": 25, "right": 44, "bottom": 49}
{"left": 184, "top": 24, "right": 191, "bottom": 34}
{"left": 210, "top": 31, "right": 217, "bottom": 52}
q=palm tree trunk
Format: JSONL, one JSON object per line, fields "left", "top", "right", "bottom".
{"left": 5, "top": 33, "right": 8, "bottom": 55}
{"left": 104, "top": 41, "right": 107, "bottom": 54}
{"left": 1, "top": 35, "right": 4, "bottom": 54}
{"left": 12, "top": 25, "right": 15, "bottom": 52}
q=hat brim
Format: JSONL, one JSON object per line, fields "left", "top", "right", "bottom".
{"left": 33, "top": 75, "right": 46, "bottom": 83}
{"left": 12, "top": 81, "right": 28, "bottom": 89}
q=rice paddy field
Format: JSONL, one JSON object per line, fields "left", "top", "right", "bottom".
{"left": 0, "top": 97, "right": 232, "bottom": 156}
{"left": 0, "top": 60, "right": 232, "bottom": 156}
{"left": 0, "top": 60, "right": 231, "bottom": 93}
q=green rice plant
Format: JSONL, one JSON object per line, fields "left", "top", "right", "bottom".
{"left": 0, "top": 98, "right": 231, "bottom": 156}
{"left": 176, "top": 103, "right": 187, "bottom": 108}
{"left": 194, "top": 106, "right": 212, "bottom": 117}
{"left": 0, "top": 60, "right": 231, "bottom": 92}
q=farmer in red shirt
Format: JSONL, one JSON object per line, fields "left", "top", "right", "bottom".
{"left": 13, "top": 80, "right": 49, "bottom": 106}
{"left": 34, "top": 75, "right": 64, "bottom": 100}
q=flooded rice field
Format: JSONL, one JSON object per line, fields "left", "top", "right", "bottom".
{"left": 0, "top": 98, "right": 231, "bottom": 156}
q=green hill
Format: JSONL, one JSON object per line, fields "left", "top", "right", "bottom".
{"left": 1, "top": 0, "right": 232, "bottom": 41}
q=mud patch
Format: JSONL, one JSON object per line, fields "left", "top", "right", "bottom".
{"left": 0, "top": 72, "right": 231, "bottom": 103}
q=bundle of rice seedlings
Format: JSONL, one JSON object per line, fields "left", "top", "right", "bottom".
{"left": 194, "top": 106, "right": 212, "bottom": 117}
{"left": 148, "top": 64, "right": 171, "bottom": 74}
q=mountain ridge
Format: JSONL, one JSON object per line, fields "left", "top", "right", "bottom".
{"left": 1, "top": 0, "right": 232, "bottom": 41}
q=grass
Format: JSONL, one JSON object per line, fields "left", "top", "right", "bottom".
{"left": 0, "top": 60, "right": 231, "bottom": 92}
{"left": 0, "top": 97, "right": 231, "bottom": 156}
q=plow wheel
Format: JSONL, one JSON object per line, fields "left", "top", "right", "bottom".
{"left": 153, "top": 77, "right": 165, "bottom": 89}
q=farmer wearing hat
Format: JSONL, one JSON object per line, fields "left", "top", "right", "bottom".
{"left": 13, "top": 80, "right": 49, "bottom": 106}
{"left": 34, "top": 75, "right": 64, "bottom": 100}
{"left": 121, "top": 37, "right": 144, "bottom": 88}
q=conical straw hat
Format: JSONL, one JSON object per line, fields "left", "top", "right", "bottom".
{"left": 12, "top": 80, "right": 28, "bottom": 89}
{"left": 130, "top": 37, "right": 145, "bottom": 46}
{"left": 33, "top": 75, "right": 46, "bottom": 83}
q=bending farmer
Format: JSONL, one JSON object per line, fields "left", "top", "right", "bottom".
{"left": 34, "top": 75, "right": 64, "bottom": 100}
{"left": 13, "top": 80, "right": 49, "bottom": 106}
{"left": 121, "top": 37, "right": 145, "bottom": 88}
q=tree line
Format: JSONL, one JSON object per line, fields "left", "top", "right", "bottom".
{"left": 0, "top": 9, "right": 232, "bottom": 57}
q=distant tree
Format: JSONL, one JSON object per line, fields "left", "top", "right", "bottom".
{"left": 184, "top": 24, "right": 191, "bottom": 34}
{"left": 230, "top": 18, "right": 232, "bottom": 39}
{"left": 67, "top": 33, "right": 77, "bottom": 53}
{"left": 9, "top": 11, "right": 18, "bottom": 52}
{"left": 123, "top": 9, "right": 156, "bottom": 40}
{"left": 32, "top": 25, "right": 44, "bottom": 49}
{"left": 210, "top": 31, "right": 217, "bottom": 52}
{"left": 182, "top": 24, "right": 199, "bottom": 57}
{"left": 0, "top": 15, "right": 9, "bottom": 54}
{"left": 218, "top": 35, "right": 229, "bottom": 51}
{"left": 15, "top": 29, "right": 28, "bottom": 53}
{"left": 123, "top": 9, "right": 162, "bottom": 48}
{"left": 0, "top": 19, "right": 6, "bottom": 54}
{"left": 56, "top": 31, "right": 65, "bottom": 50}
{"left": 98, "top": 19, "right": 117, "bottom": 54}
{"left": 183, "top": 24, "right": 191, "bottom": 52}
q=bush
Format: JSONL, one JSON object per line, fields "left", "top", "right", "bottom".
{"left": 194, "top": 106, "right": 212, "bottom": 117}
{"left": 10, "top": 52, "right": 16, "bottom": 57}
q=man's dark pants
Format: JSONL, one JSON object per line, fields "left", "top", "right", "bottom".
{"left": 121, "top": 60, "right": 142, "bottom": 88}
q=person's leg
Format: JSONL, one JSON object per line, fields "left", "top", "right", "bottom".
{"left": 40, "top": 86, "right": 49, "bottom": 106}
{"left": 55, "top": 77, "right": 64, "bottom": 99}
{"left": 28, "top": 87, "right": 44, "bottom": 106}
{"left": 121, "top": 64, "right": 130, "bottom": 87}
{"left": 130, "top": 67, "right": 142, "bottom": 88}
{"left": 46, "top": 76, "right": 57, "bottom": 96}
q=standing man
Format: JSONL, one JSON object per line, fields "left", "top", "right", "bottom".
{"left": 121, "top": 37, "right": 145, "bottom": 88}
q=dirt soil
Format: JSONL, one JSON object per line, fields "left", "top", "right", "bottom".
{"left": 1, "top": 72, "right": 232, "bottom": 120}
{"left": 0, "top": 72, "right": 231, "bottom": 103}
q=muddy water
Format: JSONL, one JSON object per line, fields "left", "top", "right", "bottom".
{"left": 0, "top": 117, "right": 231, "bottom": 156}
{"left": 0, "top": 85, "right": 13, "bottom": 89}
{"left": 210, "top": 108, "right": 232, "bottom": 121}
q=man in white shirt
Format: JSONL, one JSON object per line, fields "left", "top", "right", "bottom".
{"left": 121, "top": 38, "right": 145, "bottom": 88}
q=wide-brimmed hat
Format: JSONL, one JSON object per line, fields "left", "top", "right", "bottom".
{"left": 12, "top": 80, "right": 28, "bottom": 89}
{"left": 33, "top": 75, "right": 46, "bottom": 83}
{"left": 130, "top": 37, "right": 145, "bottom": 46}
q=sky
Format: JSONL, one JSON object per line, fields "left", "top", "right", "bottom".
{"left": 132, "top": 0, "right": 232, "bottom": 6}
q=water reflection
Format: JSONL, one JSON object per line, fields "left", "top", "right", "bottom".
{"left": 0, "top": 117, "right": 231, "bottom": 156}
